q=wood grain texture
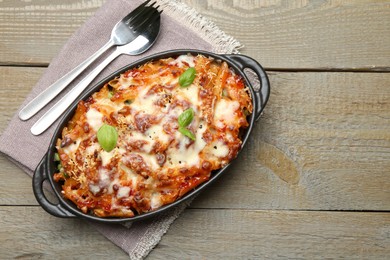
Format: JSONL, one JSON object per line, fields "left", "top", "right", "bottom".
{"left": 1, "top": 67, "right": 389, "bottom": 211}
{"left": 0, "top": 157, "right": 37, "bottom": 205}
{"left": 0, "top": 67, "right": 42, "bottom": 205}
{"left": 181, "top": 0, "right": 390, "bottom": 70}
{"left": 0, "top": 66, "right": 42, "bottom": 133}
{"left": 149, "top": 209, "right": 390, "bottom": 259}
{"left": 1, "top": 207, "right": 388, "bottom": 259}
{"left": 0, "top": 207, "right": 129, "bottom": 259}
{"left": 0, "top": 0, "right": 105, "bottom": 65}
{"left": 1, "top": 0, "right": 390, "bottom": 69}
{"left": 0, "top": 1, "right": 389, "bottom": 258}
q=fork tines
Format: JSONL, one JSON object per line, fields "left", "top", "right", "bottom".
{"left": 126, "top": 1, "right": 162, "bottom": 26}
{"left": 146, "top": 1, "right": 162, "bottom": 12}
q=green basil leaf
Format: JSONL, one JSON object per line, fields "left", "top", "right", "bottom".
{"left": 53, "top": 152, "right": 60, "bottom": 161}
{"left": 179, "top": 67, "right": 196, "bottom": 87}
{"left": 178, "top": 127, "right": 196, "bottom": 141}
{"left": 178, "top": 108, "right": 194, "bottom": 127}
{"left": 97, "top": 124, "right": 118, "bottom": 152}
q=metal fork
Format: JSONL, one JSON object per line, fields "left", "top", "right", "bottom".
{"left": 30, "top": 7, "right": 161, "bottom": 136}
{"left": 19, "top": 0, "right": 156, "bottom": 121}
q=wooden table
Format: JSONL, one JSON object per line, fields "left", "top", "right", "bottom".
{"left": 1, "top": 0, "right": 389, "bottom": 259}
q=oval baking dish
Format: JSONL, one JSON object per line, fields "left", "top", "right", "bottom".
{"left": 33, "top": 49, "right": 270, "bottom": 223}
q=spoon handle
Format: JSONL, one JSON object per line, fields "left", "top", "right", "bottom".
{"left": 19, "top": 39, "right": 115, "bottom": 121}
{"left": 30, "top": 49, "right": 121, "bottom": 136}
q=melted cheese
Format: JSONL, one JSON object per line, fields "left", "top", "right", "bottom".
{"left": 62, "top": 139, "right": 80, "bottom": 155}
{"left": 86, "top": 143, "right": 100, "bottom": 155}
{"left": 214, "top": 99, "right": 240, "bottom": 127}
{"left": 120, "top": 164, "right": 140, "bottom": 188}
{"left": 126, "top": 131, "right": 154, "bottom": 153}
{"left": 137, "top": 152, "right": 160, "bottom": 171}
{"left": 177, "top": 84, "right": 199, "bottom": 106}
{"left": 56, "top": 54, "right": 252, "bottom": 218}
{"left": 89, "top": 184, "right": 101, "bottom": 195}
{"left": 147, "top": 124, "right": 170, "bottom": 145}
{"left": 117, "top": 186, "right": 130, "bottom": 198}
{"left": 167, "top": 123, "right": 207, "bottom": 166}
{"left": 150, "top": 193, "right": 162, "bottom": 209}
{"left": 170, "top": 54, "right": 195, "bottom": 68}
{"left": 86, "top": 108, "right": 103, "bottom": 132}
{"left": 119, "top": 76, "right": 135, "bottom": 89}
{"left": 211, "top": 140, "right": 230, "bottom": 158}
{"left": 131, "top": 86, "right": 160, "bottom": 114}
{"left": 98, "top": 167, "right": 110, "bottom": 187}
{"left": 100, "top": 150, "right": 115, "bottom": 166}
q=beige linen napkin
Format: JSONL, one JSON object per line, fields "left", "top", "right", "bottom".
{"left": 0, "top": 0, "right": 241, "bottom": 258}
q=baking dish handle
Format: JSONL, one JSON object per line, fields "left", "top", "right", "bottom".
{"left": 33, "top": 156, "right": 75, "bottom": 218}
{"left": 224, "top": 54, "right": 270, "bottom": 121}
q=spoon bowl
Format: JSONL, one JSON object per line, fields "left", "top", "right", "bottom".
{"left": 30, "top": 7, "right": 161, "bottom": 136}
{"left": 19, "top": 1, "right": 159, "bottom": 121}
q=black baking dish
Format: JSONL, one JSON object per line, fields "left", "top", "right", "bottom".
{"left": 33, "top": 49, "right": 270, "bottom": 223}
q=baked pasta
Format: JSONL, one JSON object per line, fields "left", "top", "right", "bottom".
{"left": 54, "top": 54, "right": 253, "bottom": 218}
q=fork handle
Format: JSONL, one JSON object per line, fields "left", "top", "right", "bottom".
{"left": 18, "top": 39, "right": 115, "bottom": 121}
{"left": 30, "top": 49, "right": 121, "bottom": 136}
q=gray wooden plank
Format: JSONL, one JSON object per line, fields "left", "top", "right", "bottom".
{"left": 0, "top": 66, "right": 42, "bottom": 133}
{"left": 1, "top": 207, "right": 388, "bottom": 259}
{"left": 1, "top": 67, "right": 389, "bottom": 211}
{"left": 1, "top": 1, "right": 389, "bottom": 259}
{"left": 182, "top": 0, "right": 390, "bottom": 70}
{"left": 150, "top": 209, "right": 390, "bottom": 259}
{"left": 0, "top": 206, "right": 129, "bottom": 259}
{"left": 1, "top": 0, "right": 389, "bottom": 69}
{"left": 193, "top": 71, "right": 390, "bottom": 211}
{"left": 0, "top": 0, "right": 105, "bottom": 65}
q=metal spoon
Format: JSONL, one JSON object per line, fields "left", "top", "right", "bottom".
{"left": 19, "top": 0, "right": 157, "bottom": 121}
{"left": 30, "top": 9, "right": 161, "bottom": 136}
